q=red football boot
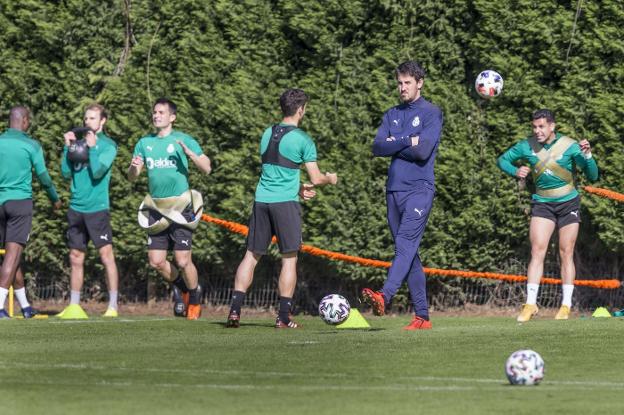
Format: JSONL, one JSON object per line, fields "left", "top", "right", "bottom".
{"left": 275, "top": 317, "right": 300, "bottom": 329}
{"left": 186, "top": 304, "right": 202, "bottom": 320}
{"left": 403, "top": 315, "right": 432, "bottom": 330}
{"left": 361, "top": 288, "right": 385, "bottom": 316}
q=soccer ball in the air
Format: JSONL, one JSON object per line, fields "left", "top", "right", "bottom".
{"left": 318, "top": 294, "right": 350, "bottom": 325}
{"left": 505, "top": 349, "right": 545, "bottom": 385}
{"left": 475, "top": 70, "right": 504, "bottom": 98}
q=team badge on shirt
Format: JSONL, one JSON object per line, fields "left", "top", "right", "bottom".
{"left": 167, "top": 144, "right": 175, "bottom": 153}
{"left": 412, "top": 116, "right": 420, "bottom": 127}
{"left": 73, "top": 162, "right": 87, "bottom": 172}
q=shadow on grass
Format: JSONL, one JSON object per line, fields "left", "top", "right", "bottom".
{"left": 210, "top": 321, "right": 275, "bottom": 328}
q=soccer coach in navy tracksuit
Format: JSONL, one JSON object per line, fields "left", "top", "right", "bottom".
{"left": 362, "top": 60, "right": 443, "bottom": 330}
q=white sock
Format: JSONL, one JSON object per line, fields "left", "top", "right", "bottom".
{"left": 70, "top": 290, "right": 81, "bottom": 305}
{"left": 562, "top": 284, "right": 574, "bottom": 307}
{"left": 14, "top": 288, "right": 30, "bottom": 308}
{"left": 0, "top": 287, "right": 8, "bottom": 310}
{"left": 108, "top": 291, "right": 118, "bottom": 310}
{"left": 526, "top": 283, "right": 540, "bottom": 305}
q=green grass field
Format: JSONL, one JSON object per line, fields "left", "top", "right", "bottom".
{"left": 1, "top": 314, "right": 624, "bottom": 414}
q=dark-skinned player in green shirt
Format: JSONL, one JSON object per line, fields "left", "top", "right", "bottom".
{"left": 0, "top": 106, "right": 61, "bottom": 319}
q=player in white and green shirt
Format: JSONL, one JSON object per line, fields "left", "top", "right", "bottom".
{"left": 497, "top": 109, "right": 599, "bottom": 322}
{"left": 59, "top": 103, "right": 120, "bottom": 318}
{"left": 227, "top": 88, "right": 338, "bottom": 329}
{"left": 132, "top": 130, "right": 203, "bottom": 198}
{"left": 128, "top": 98, "right": 212, "bottom": 320}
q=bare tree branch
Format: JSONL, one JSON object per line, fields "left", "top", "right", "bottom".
{"left": 113, "top": 0, "right": 135, "bottom": 77}
{"left": 146, "top": 20, "right": 162, "bottom": 105}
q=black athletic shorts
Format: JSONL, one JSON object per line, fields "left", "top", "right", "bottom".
{"left": 0, "top": 199, "right": 33, "bottom": 246}
{"left": 246, "top": 201, "right": 302, "bottom": 255}
{"left": 531, "top": 195, "right": 581, "bottom": 228}
{"left": 146, "top": 204, "right": 194, "bottom": 251}
{"left": 67, "top": 208, "right": 114, "bottom": 250}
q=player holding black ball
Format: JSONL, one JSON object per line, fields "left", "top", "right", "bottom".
{"left": 59, "top": 103, "right": 119, "bottom": 318}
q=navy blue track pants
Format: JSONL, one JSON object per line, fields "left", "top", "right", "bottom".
{"left": 381, "top": 187, "right": 434, "bottom": 318}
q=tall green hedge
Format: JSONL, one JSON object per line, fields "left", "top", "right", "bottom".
{"left": 1, "top": 0, "right": 621, "bottom": 296}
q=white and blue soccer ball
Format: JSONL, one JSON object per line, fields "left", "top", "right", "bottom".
{"left": 475, "top": 69, "right": 504, "bottom": 98}
{"left": 318, "top": 294, "right": 350, "bottom": 325}
{"left": 505, "top": 349, "right": 545, "bottom": 385}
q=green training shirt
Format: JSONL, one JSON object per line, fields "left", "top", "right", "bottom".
{"left": 255, "top": 123, "right": 317, "bottom": 203}
{"left": 497, "top": 133, "right": 599, "bottom": 203}
{"left": 0, "top": 128, "right": 59, "bottom": 205}
{"left": 61, "top": 132, "right": 117, "bottom": 213}
{"left": 133, "top": 130, "right": 202, "bottom": 198}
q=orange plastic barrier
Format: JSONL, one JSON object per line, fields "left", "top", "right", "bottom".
{"left": 201, "top": 214, "right": 621, "bottom": 289}
{"left": 583, "top": 186, "right": 624, "bottom": 203}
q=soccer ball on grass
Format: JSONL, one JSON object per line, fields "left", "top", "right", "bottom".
{"left": 505, "top": 349, "right": 545, "bottom": 385}
{"left": 318, "top": 294, "right": 350, "bottom": 325}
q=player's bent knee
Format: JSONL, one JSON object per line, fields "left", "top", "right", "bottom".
{"left": 173, "top": 248, "right": 192, "bottom": 265}
{"left": 148, "top": 258, "right": 167, "bottom": 270}
{"left": 174, "top": 256, "right": 192, "bottom": 269}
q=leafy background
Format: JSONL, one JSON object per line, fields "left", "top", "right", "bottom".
{"left": 0, "top": 0, "right": 621, "bottom": 305}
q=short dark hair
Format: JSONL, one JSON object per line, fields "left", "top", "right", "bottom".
{"left": 154, "top": 97, "right": 177, "bottom": 114}
{"left": 85, "top": 103, "right": 108, "bottom": 120}
{"left": 279, "top": 89, "right": 308, "bottom": 117}
{"left": 532, "top": 109, "right": 555, "bottom": 123}
{"left": 9, "top": 106, "right": 30, "bottom": 123}
{"left": 395, "top": 61, "right": 426, "bottom": 81}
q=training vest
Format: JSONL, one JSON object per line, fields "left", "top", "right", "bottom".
{"left": 528, "top": 135, "right": 576, "bottom": 198}
{"left": 261, "top": 125, "right": 300, "bottom": 169}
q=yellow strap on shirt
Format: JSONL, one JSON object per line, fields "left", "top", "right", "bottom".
{"left": 528, "top": 136, "right": 576, "bottom": 198}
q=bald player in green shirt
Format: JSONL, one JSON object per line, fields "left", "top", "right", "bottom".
{"left": 498, "top": 108, "right": 598, "bottom": 322}
{"left": 0, "top": 106, "right": 61, "bottom": 319}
